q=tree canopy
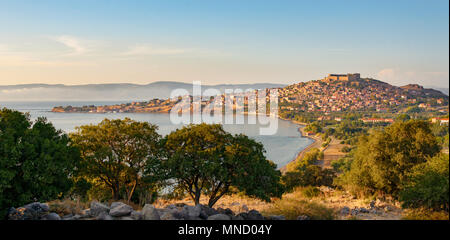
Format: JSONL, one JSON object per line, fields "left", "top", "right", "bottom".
{"left": 0, "top": 108, "right": 80, "bottom": 217}
{"left": 336, "top": 120, "right": 441, "bottom": 196}
{"left": 70, "top": 118, "right": 162, "bottom": 202}
{"left": 163, "top": 123, "right": 284, "bottom": 207}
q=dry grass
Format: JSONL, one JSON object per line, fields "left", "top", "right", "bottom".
{"left": 47, "top": 199, "right": 89, "bottom": 216}
{"left": 262, "top": 187, "right": 336, "bottom": 220}
{"left": 402, "top": 209, "right": 449, "bottom": 220}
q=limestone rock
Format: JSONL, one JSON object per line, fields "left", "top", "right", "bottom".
{"left": 142, "top": 204, "right": 160, "bottom": 220}
{"left": 207, "top": 214, "right": 231, "bottom": 220}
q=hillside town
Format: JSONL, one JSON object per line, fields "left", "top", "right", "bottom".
{"left": 52, "top": 74, "right": 449, "bottom": 124}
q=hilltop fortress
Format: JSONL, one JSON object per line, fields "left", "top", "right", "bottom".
{"left": 323, "top": 73, "right": 361, "bottom": 82}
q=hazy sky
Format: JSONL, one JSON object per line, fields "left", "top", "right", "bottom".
{"left": 0, "top": 0, "right": 448, "bottom": 87}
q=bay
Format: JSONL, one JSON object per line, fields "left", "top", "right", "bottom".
{"left": 1, "top": 101, "right": 313, "bottom": 168}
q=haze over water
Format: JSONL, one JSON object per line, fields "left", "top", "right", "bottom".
{"left": 1, "top": 101, "right": 313, "bottom": 169}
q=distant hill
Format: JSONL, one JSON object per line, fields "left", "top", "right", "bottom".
{"left": 400, "top": 84, "right": 448, "bottom": 98}
{"left": 0, "top": 81, "right": 286, "bottom": 101}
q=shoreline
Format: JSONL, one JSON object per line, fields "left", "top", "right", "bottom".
{"left": 278, "top": 117, "right": 323, "bottom": 173}
{"left": 50, "top": 109, "right": 322, "bottom": 172}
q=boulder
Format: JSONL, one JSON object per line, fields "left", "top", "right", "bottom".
{"left": 369, "top": 200, "right": 376, "bottom": 209}
{"left": 246, "top": 210, "right": 264, "bottom": 220}
{"left": 109, "top": 202, "right": 133, "bottom": 217}
{"left": 231, "top": 215, "right": 245, "bottom": 220}
{"left": 96, "top": 211, "right": 113, "bottom": 220}
{"left": 207, "top": 214, "right": 231, "bottom": 220}
{"left": 199, "top": 205, "right": 219, "bottom": 218}
{"left": 120, "top": 216, "right": 134, "bottom": 220}
{"left": 269, "top": 215, "right": 286, "bottom": 220}
{"left": 8, "top": 202, "right": 50, "bottom": 220}
{"left": 340, "top": 206, "right": 350, "bottom": 215}
{"left": 182, "top": 205, "right": 202, "bottom": 219}
{"left": 89, "top": 201, "right": 110, "bottom": 217}
{"left": 359, "top": 207, "right": 369, "bottom": 213}
{"left": 241, "top": 204, "right": 249, "bottom": 212}
{"left": 130, "top": 211, "right": 143, "bottom": 220}
{"left": 297, "top": 215, "right": 310, "bottom": 220}
{"left": 160, "top": 211, "right": 179, "bottom": 220}
{"left": 142, "top": 204, "right": 160, "bottom": 220}
{"left": 41, "top": 213, "right": 61, "bottom": 220}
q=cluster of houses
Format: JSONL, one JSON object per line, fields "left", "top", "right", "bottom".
{"left": 279, "top": 73, "right": 446, "bottom": 114}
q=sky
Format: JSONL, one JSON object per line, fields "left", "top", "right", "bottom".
{"left": 0, "top": 0, "right": 448, "bottom": 88}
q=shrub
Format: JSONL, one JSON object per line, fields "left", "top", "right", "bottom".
{"left": 335, "top": 120, "right": 441, "bottom": 196}
{"left": 402, "top": 208, "right": 449, "bottom": 220}
{"left": 262, "top": 189, "right": 335, "bottom": 220}
{"left": 0, "top": 108, "right": 80, "bottom": 218}
{"left": 399, "top": 153, "right": 449, "bottom": 211}
{"left": 301, "top": 186, "right": 321, "bottom": 198}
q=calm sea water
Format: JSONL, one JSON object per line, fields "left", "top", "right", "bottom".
{"left": 1, "top": 101, "right": 313, "bottom": 168}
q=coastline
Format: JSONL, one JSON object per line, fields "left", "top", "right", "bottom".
{"left": 278, "top": 117, "right": 324, "bottom": 173}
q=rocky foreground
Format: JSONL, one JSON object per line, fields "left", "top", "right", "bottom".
{"left": 7, "top": 201, "right": 291, "bottom": 221}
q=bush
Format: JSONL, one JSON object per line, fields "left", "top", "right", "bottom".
{"left": 282, "top": 148, "right": 335, "bottom": 191}
{"left": 402, "top": 208, "right": 449, "bottom": 220}
{"left": 0, "top": 108, "right": 80, "bottom": 218}
{"left": 301, "top": 186, "right": 321, "bottom": 198}
{"left": 262, "top": 189, "right": 335, "bottom": 220}
{"left": 399, "top": 153, "right": 449, "bottom": 211}
{"left": 335, "top": 120, "right": 441, "bottom": 196}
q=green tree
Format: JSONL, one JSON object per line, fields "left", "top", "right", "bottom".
{"left": 70, "top": 118, "right": 162, "bottom": 202}
{"left": 336, "top": 120, "right": 441, "bottom": 196}
{"left": 0, "top": 108, "right": 80, "bottom": 217}
{"left": 163, "top": 123, "right": 283, "bottom": 207}
{"left": 399, "top": 153, "right": 449, "bottom": 211}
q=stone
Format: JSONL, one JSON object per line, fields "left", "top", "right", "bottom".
{"left": 217, "top": 207, "right": 234, "bottom": 216}
{"left": 62, "top": 214, "right": 74, "bottom": 220}
{"left": 351, "top": 209, "right": 359, "bottom": 216}
{"left": 130, "top": 211, "right": 143, "bottom": 220}
{"left": 369, "top": 200, "right": 376, "bottom": 209}
{"left": 269, "top": 215, "right": 286, "bottom": 220}
{"left": 8, "top": 202, "right": 50, "bottom": 220}
{"left": 340, "top": 206, "right": 350, "bottom": 215}
{"left": 96, "top": 211, "right": 113, "bottom": 220}
{"left": 160, "top": 211, "right": 179, "bottom": 220}
{"left": 89, "top": 201, "right": 110, "bottom": 217}
{"left": 241, "top": 204, "right": 249, "bottom": 212}
{"left": 359, "top": 207, "right": 369, "bottom": 213}
{"left": 182, "top": 205, "right": 202, "bottom": 219}
{"left": 207, "top": 214, "right": 231, "bottom": 220}
{"left": 246, "top": 210, "right": 264, "bottom": 220}
{"left": 41, "top": 213, "right": 61, "bottom": 220}
{"left": 200, "top": 205, "right": 219, "bottom": 217}
{"left": 109, "top": 202, "right": 133, "bottom": 217}
{"left": 230, "top": 202, "right": 240, "bottom": 206}
{"left": 110, "top": 202, "right": 123, "bottom": 209}
{"left": 231, "top": 215, "right": 245, "bottom": 220}
{"left": 142, "top": 204, "right": 160, "bottom": 220}
{"left": 120, "top": 217, "right": 134, "bottom": 220}
{"left": 297, "top": 215, "right": 310, "bottom": 220}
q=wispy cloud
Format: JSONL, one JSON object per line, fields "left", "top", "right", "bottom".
{"left": 51, "top": 35, "right": 89, "bottom": 56}
{"left": 122, "top": 44, "right": 191, "bottom": 56}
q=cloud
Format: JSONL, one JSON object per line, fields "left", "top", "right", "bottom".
{"left": 122, "top": 44, "right": 191, "bottom": 56}
{"left": 51, "top": 35, "right": 88, "bottom": 55}
{"left": 376, "top": 68, "right": 449, "bottom": 87}
{"left": 377, "top": 68, "right": 396, "bottom": 80}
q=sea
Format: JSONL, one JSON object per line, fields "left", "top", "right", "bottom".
{"left": 0, "top": 101, "right": 313, "bottom": 168}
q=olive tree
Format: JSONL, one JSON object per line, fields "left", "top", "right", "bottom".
{"left": 70, "top": 118, "right": 162, "bottom": 202}
{"left": 163, "top": 123, "right": 284, "bottom": 207}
